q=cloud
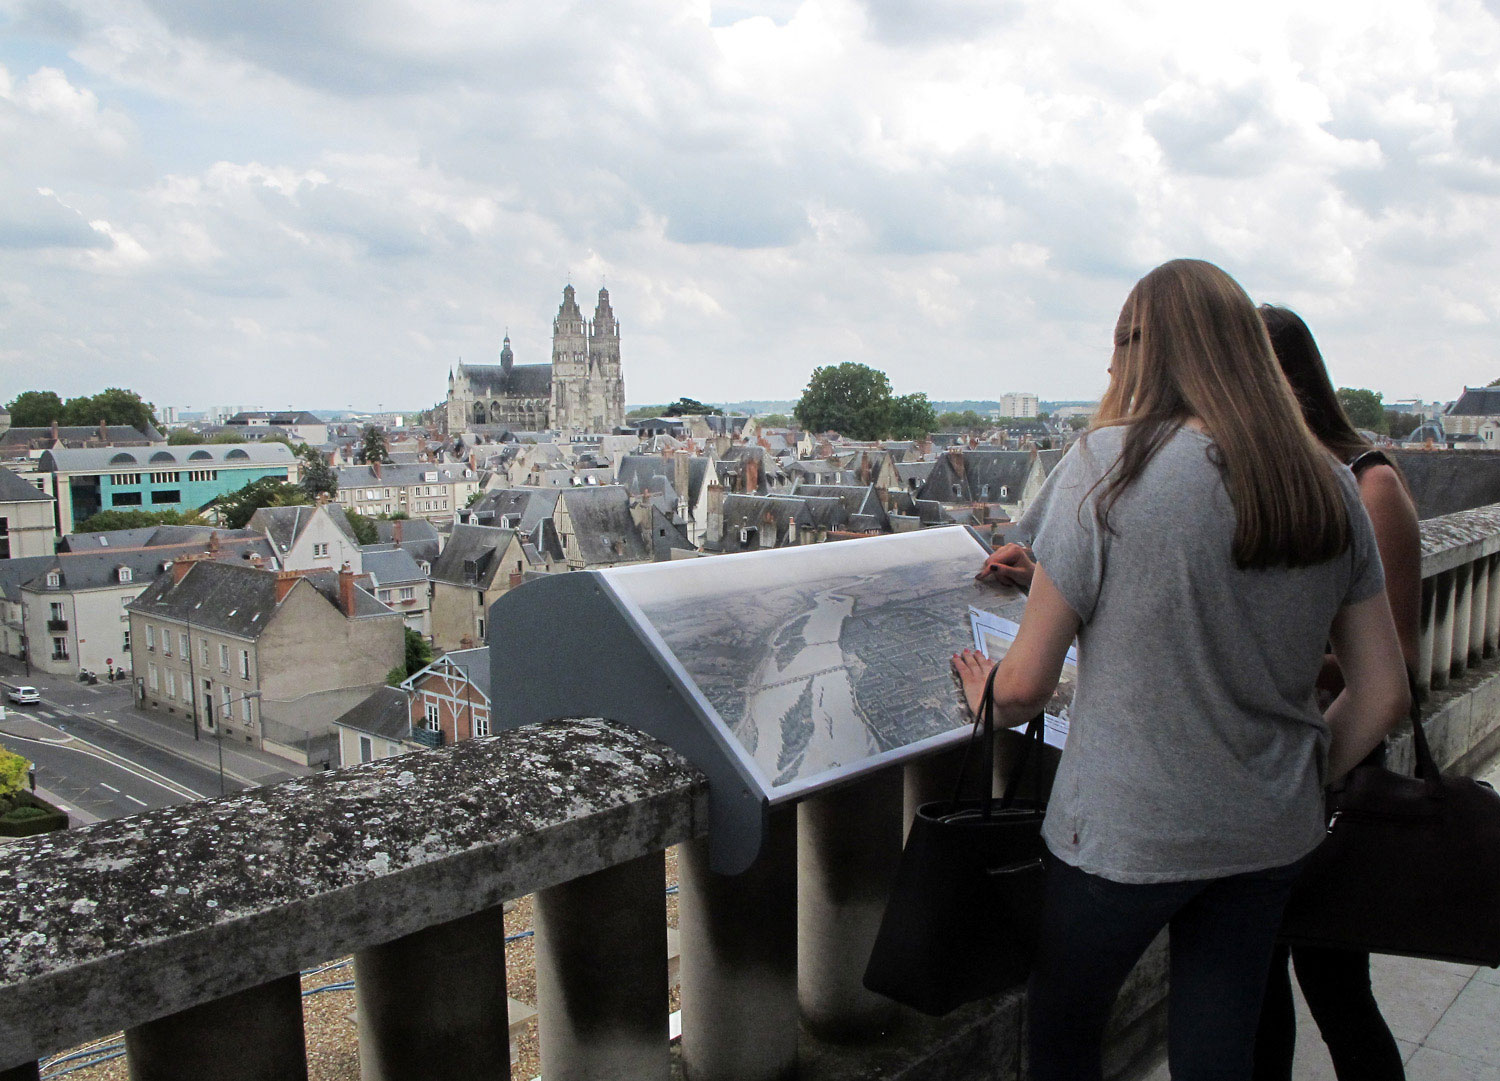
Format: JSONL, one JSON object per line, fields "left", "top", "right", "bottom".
{"left": 0, "top": 185, "right": 111, "bottom": 249}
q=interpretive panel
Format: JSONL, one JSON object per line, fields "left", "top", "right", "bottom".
{"left": 602, "top": 527, "right": 1026, "bottom": 797}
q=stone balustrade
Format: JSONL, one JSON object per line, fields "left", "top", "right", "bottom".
{"left": 4, "top": 503, "right": 1500, "bottom": 1081}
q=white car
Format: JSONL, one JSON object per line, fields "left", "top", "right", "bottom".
{"left": 6, "top": 686, "right": 40, "bottom": 705}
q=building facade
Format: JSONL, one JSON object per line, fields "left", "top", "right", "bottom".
{"left": 332, "top": 462, "right": 480, "bottom": 523}
{"left": 446, "top": 285, "right": 626, "bottom": 434}
{"left": 0, "top": 466, "right": 56, "bottom": 558}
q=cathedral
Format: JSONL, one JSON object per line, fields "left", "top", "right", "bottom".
{"left": 446, "top": 284, "right": 626, "bottom": 433}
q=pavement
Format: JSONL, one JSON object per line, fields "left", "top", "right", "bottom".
{"left": 1134, "top": 752, "right": 1500, "bottom": 1081}
{"left": 0, "top": 654, "right": 314, "bottom": 824}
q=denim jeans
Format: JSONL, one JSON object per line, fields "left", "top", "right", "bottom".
{"left": 1027, "top": 854, "right": 1307, "bottom": 1081}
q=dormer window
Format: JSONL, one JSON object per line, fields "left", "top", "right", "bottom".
{"left": 117, "top": 567, "right": 133, "bottom": 584}
{"left": 45, "top": 572, "right": 59, "bottom": 588}
{"left": 1000, "top": 485, "right": 1009, "bottom": 499}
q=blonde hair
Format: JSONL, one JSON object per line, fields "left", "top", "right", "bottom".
{"left": 1092, "top": 259, "right": 1350, "bottom": 569}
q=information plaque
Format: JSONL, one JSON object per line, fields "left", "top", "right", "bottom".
{"left": 488, "top": 526, "right": 1026, "bottom": 872}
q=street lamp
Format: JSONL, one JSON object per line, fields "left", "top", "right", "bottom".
{"left": 206, "top": 690, "right": 261, "bottom": 796}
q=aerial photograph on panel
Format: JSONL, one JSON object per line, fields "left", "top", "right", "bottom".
{"left": 604, "top": 528, "right": 1027, "bottom": 790}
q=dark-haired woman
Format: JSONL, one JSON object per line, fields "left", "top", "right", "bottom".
{"left": 953, "top": 260, "right": 1409, "bottom": 1081}
{"left": 1251, "top": 305, "right": 1421, "bottom": 1081}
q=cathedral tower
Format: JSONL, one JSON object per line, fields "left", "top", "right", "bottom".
{"left": 589, "top": 287, "right": 626, "bottom": 431}
{"left": 550, "top": 285, "right": 589, "bottom": 430}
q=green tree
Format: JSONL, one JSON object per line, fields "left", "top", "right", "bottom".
{"left": 216, "top": 477, "right": 310, "bottom": 529}
{"left": 794, "top": 363, "right": 895, "bottom": 440}
{"left": 167, "top": 429, "right": 206, "bottom": 445}
{"left": 209, "top": 431, "right": 247, "bottom": 444}
{"left": 1386, "top": 411, "right": 1422, "bottom": 441}
{"left": 0, "top": 749, "right": 32, "bottom": 799}
{"left": 889, "top": 393, "right": 937, "bottom": 440}
{"left": 664, "top": 397, "right": 723, "bottom": 417}
{"left": 299, "top": 448, "right": 338, "bottom": 501}
{"left": 60, "top": 388, "right": 159, "bottom": 431}
{"left": 344, "top": 508, "right": 378, "bottom": 545}
{"left": 5, "top": 391, "right": 65, "bottom": 427}
{"left": 937, "top": 410, "right": 988, "bottom": 430}
{"left": 361, "top": 425, "right": 391, "bottom": 464}
{"left": 1336, "top": 388, "right": 1386, "bottom": 433}
{"left": 385, "top": 630, "right": 433, "bottom": 685}
{"left": 758, "top": 413, "right": 790, "bottom": 427}
{"left": 626, "top": 404, "right": 672, "bottom": 420}
{"left": 74, "top": 509, "right": 205, "bottom": 533}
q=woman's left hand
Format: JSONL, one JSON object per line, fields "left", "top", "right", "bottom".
{"left": 951, "top": 648, "right": 997, "bottom": 716}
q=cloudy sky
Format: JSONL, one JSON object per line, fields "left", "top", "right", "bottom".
{"left": 3, "top": 0, "right": 1499, "bottom": 413}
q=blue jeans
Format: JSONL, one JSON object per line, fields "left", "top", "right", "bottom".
{"left": 1027, "top": 854, "right": 1307, "bottom": 1081}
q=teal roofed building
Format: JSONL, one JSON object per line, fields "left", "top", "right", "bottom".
{"left": 38, "top": 443, "right": 297, "bottom": 534}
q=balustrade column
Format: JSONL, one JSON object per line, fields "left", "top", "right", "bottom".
{"left": 1452, "top": 565, "right": 1474, "bottom": 679}
{"left": 535, "top": 851, "right": 668, "bottom": 1081}
{"left": 124, "top": 974, "right": 306, "bottom": 1081}
{"left": 797, "top": 767, "right": 904, "bottom": 1041}
{"left": 354, "top": 903, "right": 511, "bottom": 1081}
{"left": 1417, "top": 577, "right": 1436, "bottom": 701}
{"left": 1486, "top": 555, "right": 1500, "bottom": 658}
{"left": 1430, "top": 571, "right": 1455, "bottom": 691}
{"left": 1469, "top": 558, "right": 1490, "bottom": 667}
{"left": 678, "top": 808, "right": 797, "bottom": 1081}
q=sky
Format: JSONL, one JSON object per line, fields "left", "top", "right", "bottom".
{"left": 2, "top": 0, "right": 1500, "bottom": 413}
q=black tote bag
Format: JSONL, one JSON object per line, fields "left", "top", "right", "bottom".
{"left": 862, "top": 668, "right": 1050, "bottom": 1016}
{"left": 1279, "top": 680, "right": 1500, "bottom": 967}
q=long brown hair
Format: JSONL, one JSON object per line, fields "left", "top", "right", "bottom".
{"left": 1091, "top": 259, "right": 1350, "bottom": 569}
{"left": 1258, "top": 305, "right": 1368, "bottom": 462}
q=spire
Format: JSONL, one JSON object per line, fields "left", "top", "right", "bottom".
{"left": 500, "top": 334, "right": 514, "bottom": 374}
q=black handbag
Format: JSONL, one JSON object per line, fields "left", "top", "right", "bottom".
{"left": 862, "top": 668, "right": 1051, "bottom": 1016}
{"left": 1279, "top": 678, "right": 1500, "bottom": 966}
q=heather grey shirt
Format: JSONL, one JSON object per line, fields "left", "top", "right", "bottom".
{"left": 1014, "top": 425, "right": 1384, "bottom": 883}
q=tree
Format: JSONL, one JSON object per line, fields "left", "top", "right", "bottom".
{"left": 344, "top": 508, "right": 378, "bottom": 545}
{"left": 5, "top": 391, "right": 64, "bottom": 427}
{"left": 60, "top": 388, "right": 159, "bottom": 431}
{"left": 209, "top": 431, "right": 247, "bottom": 444}
{"left": 74, "top": 509, "right": 205, "bottom": 533}
{"left": 385, "top": 630, "right": 433, "bottom": 685}
{"left": 299, "top": 448, "right": 338, "bottom": 501}
{"left": 361, "top": 425, "right": 391, "bottom": 464}
{"left": 758, "top": 413, "right": 790, "bottom": 428}
{"left": 1336, "top": 388, "right": 1386, "bottom": 433}
{"left": 664, "top": 397, "right": 723, "bottom": 417}
{"left": 0, "top": 749, "right": 28, "bottom": 800}
{"left": 1386, "top": 411, "right": 1422, "bottom": 441}
{"left": 216, "top": 477, "right": 310, "bottom": 529}
{"left": 626, "top": 404, "right": 672, "bottom": 420}
{"left": 890, "top": 393, "right": 937, "bottom": 440}
{"left": 167, "top": 429, "right": 206, "bottom": 445}
{"left": 794, "top": 363, "right": 895, "bottom": 440}
{"left": 937, "top": 410, "right": 988, "bottom": 430}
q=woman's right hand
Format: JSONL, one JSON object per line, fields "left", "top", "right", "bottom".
{"left": 976, "top": 543, "right": 1036, "bottom": 592}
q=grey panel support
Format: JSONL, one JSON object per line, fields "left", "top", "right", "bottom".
{"left": 489, "top": 573, "right": 766, "bottom": 873}
{"left": 353, "top": 904, "right": 511, "bottom": 1081}
{"left": 535, "top": 851, "right": 669, "bottom": 1081}
{"left": 797, "top": 767, "right": 904, "bottom": 1040}
{"left": 678, "top": 809, "right": 798, "bottom": 1081}
{"left": 123, "top": 974, "right": 306, "bottom": 1081}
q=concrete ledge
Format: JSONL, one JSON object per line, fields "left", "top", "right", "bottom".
{"left": 1420, "top": 505, "right": 1500, "bottom": 578}
{"left": 0, "top": 719, "right": 706, "bottom": 1070}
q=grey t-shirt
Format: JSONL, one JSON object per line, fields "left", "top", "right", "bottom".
{"left": 1013, "top": 425, "right": 1385, "bottom": 883}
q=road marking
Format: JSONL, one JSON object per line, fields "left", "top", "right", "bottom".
{"left": 100, "top": 783, "right": 120, "bottom": 793}
{"left": 124, "top": 794, "right": 147, "bottom": 806}
{"left": 103, "top": 717, "right": 119, "bottom": 724}
{"left": 1, "top": 730, "right": 206, "bottom": 801}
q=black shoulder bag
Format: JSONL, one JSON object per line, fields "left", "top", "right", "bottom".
{"left": 863, "top": 668, "right": 1051, "bottom": 1015}
{"left": 1279, "top": 677, "right": 1500, "bottom": 966}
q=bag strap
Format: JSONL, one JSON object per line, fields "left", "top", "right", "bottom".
{"left": 999, "top": 710, "right": 1047, "bottom": 809}
{"left": 951, "top": 665, "right": 1001, "bottom": 807}
{"left": 1405, "top": 668, "right": 1440, "bottom": 784}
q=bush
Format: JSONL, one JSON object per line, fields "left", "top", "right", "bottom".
{"left": 0, "top": 749, "right": 28, "bottom": 798}
{"left": 0, "top": 793, "right": 67, "bottom": 837}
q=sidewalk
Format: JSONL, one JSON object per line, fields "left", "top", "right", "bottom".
{"left": 1136, "top": 752, "right": 1500, "bottom": 1080}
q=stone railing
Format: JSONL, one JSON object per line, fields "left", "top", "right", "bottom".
{"left": 4, "top": 504, "right": 1500, "bottom": 1081}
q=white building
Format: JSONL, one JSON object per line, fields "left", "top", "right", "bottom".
{"left": 998, "top": 392, "right": 1040, "bottom": 418}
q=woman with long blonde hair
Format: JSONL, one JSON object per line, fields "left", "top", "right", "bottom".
{"left": 953, "top": 259, "right": 1409, "bottom": 1079}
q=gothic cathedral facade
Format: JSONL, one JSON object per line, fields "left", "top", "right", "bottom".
{"left": 446, "top": 284, "right": 626, "bottom": 433}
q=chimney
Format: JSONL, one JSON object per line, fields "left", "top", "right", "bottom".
{"left": 338, "top": 562, "right": 357, "bottom": 617}
{"left": 273, "top": 569, "right": 302, "bottom": 604}
{"left": 373, "top": 461, "right": 382, "bottom": 481}
{"left": 706, "top": 482, "right": 726, "bottom": 547}
{"left": 393, "top": 518, "right": 403, "bottom": 543}
{"left": 50, "top": 420, "right": 59, "bottom": 443}
{"left": 171, "top": 556, "right": 198, "bottom": 584}
{"left": 208, "top": 531, "right": 221, "bottom": 554}
{"left": 673, "top": 450, "right": 690, "bottom": 504}
{"left": 743, "top": 454, "right": 759, "bottom": 494}
{"left": 99, "top": 419, "right": 108, "bottom": 442}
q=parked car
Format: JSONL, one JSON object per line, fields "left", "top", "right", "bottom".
{"left": 6, "top": 686, "right": 40, "bottom": 705}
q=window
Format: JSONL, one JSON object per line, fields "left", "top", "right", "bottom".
{"left": 379, "top": 590, "right": 393, "bottom": 602}
{"left": 474, "top": 712, "right": 491, "bottom": 737}
{"left": 51, "top": 636, "right": 68, "bottom": 660}
{"left": 220, "top": 644, "right": 229, "bottom": 672}
{"left": 111, "top": 491, "right": 143, "bottom": 506}
{"left": 242, "top": 695, "right": 254, "bottom": 723}
{"left": 153, "top": 490, "right": 182, "bottom": 504}
{"left": 424, "top": 700, "right": 440, "bottom": 731}
{"left": 49, "top": 602, "right": 63, "bottom": 621}
{"left": 45, "top": 571, "right": 59, "bottom": 588}
{"left": 359, "top": 735, "right": 373, "bottom": 763}
{"left": 162, "top": 632, "right": 172, "bottom": 656}
{"left": 150, "top": 471, "right": 180, "bottom": 484}
{"left": 188, "top": 469, "right": 218, "bottom": 482}
{"left": 476, "top": 617, "right": 485, "bottom": 640}
{"left": 146, "top": 625, "right": 156, "bottom": 651}
{"left": 239, "top": 650, "right": 250, "bottom": 679}
{"left": 122, "top": 629, "right": 131, "bottom": 652}
{"left": 398, "top": 587, "right": 414, "bottom": 601}
{"left": 149, "top": 664, "right": 158, "bottom": 691}
{"left": 312, "top": 542, "right": 329, "bottom": 557}
{"left": 180, "top": 632, "right": 190, "bottom": 656}
{"left": 118, "top": 566, "right": 133, "bottom": 583}
{"left": 111, "top": 473, "right": 141, "bottom": 485}
{"left": 221, "top": 685, "right": 231, "bottom": 725}
{"left": 166, "top": 670, "right": 177, "bottom": 698}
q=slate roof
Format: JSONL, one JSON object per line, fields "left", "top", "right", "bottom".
{"left": 0, "top": 424, "right": 164, "bottom": 449}
{"left": 373, "top": 517, "right": 441, "bottom": 549}
{"left": 1036, "top": 449, "right": 1066, "bottom": 477}
{"left": 648, "top": 506, "right": 696, "bottom": 561}
{"left": 228, "top": 411, "right": 323, "bottom": 426}
{"left": 722, "top": 494, "right": 852, "bottom": 548}
{"left": 558, "top": 486, "right": 650, "bottom": 565}
{"left": 0, "top": 466, "right": 50, "bottom": 503}
{"left": 788, "top": 484, "right": 890, "bottom": 529}
{"left": 429, "top": 524, "right": 515, "bottom": 588}
{"left": 1387, "top": 450, "right": 1500, "bottom": 520}
{"left": 248, "top": 505, "right": 358, "bottom": 554}
{"left": 336, "top": 463, "right": 471, "bottom": 488}
{"left": 918, "top": 450, "right": 1036, "bottom": 504}
{"left": 463, "top": 488, "right": 560, "bottom": 532}
{"left": 1446, "top": 388, "right": 1500, "bottom": 417}
{"left": 127, "top": 559, "right": 392, "bottom": 638}
{"left": 61, "top": 525, "right": 266, "bottom": 553}
{"left": 895, "top": 461, "right": 935, "bottom": 489}
{"left": 27, "top": 536, "right": 275, "bottom": 594}
{"left": 330, "top": 686, "right": 413, "bottom": 742}
{"left": 459, "top": 362, "right": 553, "bottom": 398}
{"left": 362, "top": 547, "right": 426, "bottom": 588}
{"left": 38, "top": 443, "right": 295, "bottom": 473}
{"left": 418, "top": 647, "right": 493, "bottom": 700}
{"left": 0, "top": 556, "right": 56, "bottom": 603}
